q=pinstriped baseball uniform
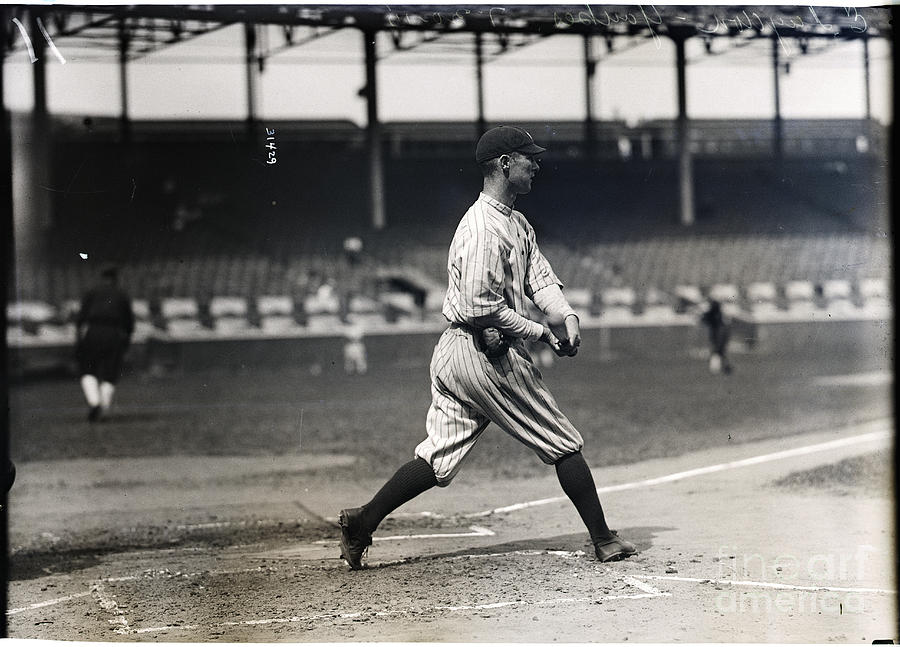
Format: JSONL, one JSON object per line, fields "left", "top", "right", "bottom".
{"left": 414, "top": 192, "right": 583, "bottom": 484}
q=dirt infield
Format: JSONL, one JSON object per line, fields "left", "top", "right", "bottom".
{"left": 6, "top": 419, "right": 895, "bottom": 642}
{"left": 6, "top": 321, "right": 895, "bottom": 642}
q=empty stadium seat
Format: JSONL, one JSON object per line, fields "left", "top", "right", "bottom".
{"left": 210, "top": 296, "right": 248, "bottom": 318}
{"left": 564, "top": 288, "right": 593, "bottom": 310}
{"left": 859, "top": 278, "right": 889, "bottom": 301}
{"left": 381, "top": 292, "right": 418, "bottom": 320}
{"left": 640, "top": 287, "right": 678, "bottom": 320}
{"left": 746, "top": 281, "right": 781, "bottom": 316}
{"left": 709, "top": 283, "right": 740, "bottom": 303}
{"left": 7, "top": 301, "right": 58, "bottom": 336}
{"left": 601, "top": 287, "right": 636, "bottom": 307}
{"left": 131, "top": 299, "right": 151, "bottom": 321}
{"left": 161, "top": 297, "right": 205, "bottom": 336}
{"left": 746, "top": 282, "right": 777, "bottom": 303}
{"left": 255, "top": 295, "right": 297, "bottom": 332}
{"left": 35, "top": 323, "right": 75, "bottom": 345}
{"left": 599, "top": 286, "right": 637, "bottom": 320}
{"left": 210, "top": 296, "right": 250, "bottom": 332}
{"left": 673, "top": 285, "right": 703, "bottom": 313}
{"left": 822, "top": 279, "right": 852, "bottom": 301}
{"left": 784, "top": 280, "right": 815, "bottom": 302}
{"left": 7, "top": 301, "right": 56, "bottom": 323}
{"left": 348, "top": 294, "right": 381, "bottom": 314}
{"left": 783, "top": 280, "right": 818, "bottom": 317}
{"left": 306, "top": 314, "right": 344, "bottom": 333}
{"left": 674, "top": 285, "right": 703, "bottom": 304}
{"left": 161, "top": 297, "right": 200, "bottom": 320}
{"left": 257, "top": 295, "right": 294, "bottom": 317}
{"left": 857, "top": 278, "right": 891, "bottom": 316}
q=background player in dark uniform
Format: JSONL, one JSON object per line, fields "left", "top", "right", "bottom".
{"left": 76, "top": 265, "right": 135, "bottom": 421}
{"left": 700, "top": 298, "right": 732, "bottom": 374}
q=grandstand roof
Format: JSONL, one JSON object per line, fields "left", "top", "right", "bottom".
{"left": 3, "top": 5, "right": 891, "bottom": 61}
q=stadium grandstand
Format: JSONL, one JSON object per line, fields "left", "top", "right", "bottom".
{"left": 2, "top": 5, "right": 892, "bottom": 365}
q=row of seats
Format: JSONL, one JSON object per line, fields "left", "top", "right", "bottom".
{"left": 8, "top": 278, "right": 890, "bottom": 346}
{"left": 13, "top": 253, "right": 367, "bottom": 305}
{"left": 375, "top": 234, "right": 890, "bottom": 297}
{"left": 14, "top": 233, "right": 888, "bottom": 305}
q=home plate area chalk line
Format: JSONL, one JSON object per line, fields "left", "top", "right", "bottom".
{"left": 12, "top": 546, "right": 895, "bottom": 635}
{"left": 10, "top": 423, "right": 891, "bottom": 634}
{"left": 64, "top": 549, "right": 899, "bottom": 638}
{"left": 111, "top": 551, "right": 673, "bottom": 636}
{"left": 9, "top": 550, "right": 670, "bottom": 634}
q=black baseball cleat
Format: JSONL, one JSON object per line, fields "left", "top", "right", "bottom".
{"left": 594, "top": 530, "right": 637, "bottom": 562}
{"left": 338, "top": 507, "right": 372, "bottom": 570}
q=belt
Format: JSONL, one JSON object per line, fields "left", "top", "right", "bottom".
{"left": 449, "top": 321, "right": 477, "bottom": 335}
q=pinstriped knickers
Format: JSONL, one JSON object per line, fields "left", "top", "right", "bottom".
{"left": 415, "top": 324, "right": 584, "bottom": 485}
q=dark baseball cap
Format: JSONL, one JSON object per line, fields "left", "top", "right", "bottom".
{"left": 475, "top": 126, "right": 546, "bottom": 163}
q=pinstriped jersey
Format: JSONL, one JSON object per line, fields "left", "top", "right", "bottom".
{"left": 442, "top": 192, "right": 562, "bottom": 341}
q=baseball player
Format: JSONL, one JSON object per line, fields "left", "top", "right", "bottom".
{"left": 76, "top": 265, "right": 135, "bottom": 421}
{"left": 700, "top": 298, "right": 732, "bottom": 374}
{"left": 342, "top": 323, "right": 368, "bottom": 375}
{"left": 338, "top": 126, "right": 636, "bottom": 569}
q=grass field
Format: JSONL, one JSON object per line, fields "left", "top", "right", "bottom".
{"left": 9, "top": 322, "right": 891, "bottom": 481}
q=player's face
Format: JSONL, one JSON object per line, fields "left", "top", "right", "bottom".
{"left": 505, "top": 152, "right": 540, "bottom": 194}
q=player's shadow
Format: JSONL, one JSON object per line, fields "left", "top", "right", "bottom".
{"left": 390, "top": 525, "right": 674, "bottom": 566}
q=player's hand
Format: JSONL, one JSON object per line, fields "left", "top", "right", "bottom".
{"left": 547, "top": 314, "right": 580, "bottom": 357}
{"left": 562, "top": 314, "right": 581, "bottom": 355}
{"left": 540, "top": 325, "right": 564, "bottom": 354}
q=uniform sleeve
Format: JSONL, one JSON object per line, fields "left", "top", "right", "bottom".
{"left": 523, "top": 222, "right": 563, "bottom": 299}
{"left": 532, "top": 283, "right": 577, "bottom": 321}
{"left": 453, "top": 231, "right": 545, "bottom": 341}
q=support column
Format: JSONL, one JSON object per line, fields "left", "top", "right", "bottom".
{"left": 14, "top": 10, "right": 52, "bottom": 260}
{"left": 118, "top": 18, "right": 130, "bottom": 142}
{"left": 862, "top": 36, "right": 871, "bottom": 120}
{"left": 475, "top": 31, "right": 486, "bottom": 136}
{"left": 244, "top": 22, "right": 258, "bottom": 125}
{"left": 363, "top": 30, "right": 385, "bottom": 230}
{"left": 772, "top": 36, "right": 783, "bottom": 161}
{"left": 583, "top": 34, "right": 597, "bottom": 159}
{"left": 673, "top": 32, "right": 695, "bottom": 227}
{"left": 31, "top": 12, "right": 47, "bottom": 124}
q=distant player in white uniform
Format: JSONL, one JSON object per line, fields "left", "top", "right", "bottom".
{"left": 338, "top": 126, "right": 637, "bottom": 569}
{"left": 342, "top": 323, "right": 368, "bottom": 375}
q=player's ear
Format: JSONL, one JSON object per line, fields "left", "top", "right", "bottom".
{"left": 500, "top": 155, "right": 510, "bottom": 175}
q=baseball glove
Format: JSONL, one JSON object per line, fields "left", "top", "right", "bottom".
{"left": 478, "top": 327, "right": 510, "bottom": 358}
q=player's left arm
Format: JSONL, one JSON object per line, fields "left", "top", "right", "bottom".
{"left": 532, "top": 284, "right": 580, "bottom": 355}
{"left": 523, "top": 223, "right": 580, "bottom": 353}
